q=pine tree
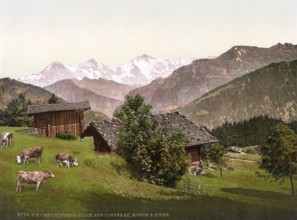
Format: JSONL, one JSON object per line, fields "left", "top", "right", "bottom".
{"left": 211, "top": 116, "right": 283, "bottom": 147}
{"left": 4, "top": 94, "right": 32, "bottom": 127}
{"left": 48, "top": 94, "right": 59, "bottom": 104}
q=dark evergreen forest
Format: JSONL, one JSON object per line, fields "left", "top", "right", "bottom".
{"left": 211, "top": 115, "right": 297, "bottom": 147}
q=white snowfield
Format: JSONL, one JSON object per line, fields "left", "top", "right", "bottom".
{"left": 20, "top": 55, "right": 195, "bottom": 87}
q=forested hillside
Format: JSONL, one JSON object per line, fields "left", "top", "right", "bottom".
{"left": 211, "top": 115, "right": 297, "bottom": 147}
{"left": 181, "top": 60, "right": 297, "bottom": 129}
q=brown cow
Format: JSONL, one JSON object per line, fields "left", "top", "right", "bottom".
{"left": 17, "top": 147, "right": 43, "bottom": 165}
{"left": 16, "top": 170, "right": 55, "bottom": 193}
{"left": 55, "top": 153, "right": 78, "bottom": 169}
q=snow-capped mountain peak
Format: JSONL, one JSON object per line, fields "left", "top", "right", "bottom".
{"left": 46, "top": 61, "right": 66, "bottom": 70}
{"left": 134, "top": 54, "right": 152, "bottom": 59}
{"left": 84, "top": 58, "right": 99, "bottom": 67}
{"left": 20, "top": 55, "right": 195, "bottom": 87}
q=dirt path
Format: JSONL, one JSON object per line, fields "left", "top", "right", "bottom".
{"left": 228, "top": 158, "right": 257, "bottom": 163}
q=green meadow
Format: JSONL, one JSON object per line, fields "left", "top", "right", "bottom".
{"left": 0, "top": 127, "right": 296, "bottom": 220}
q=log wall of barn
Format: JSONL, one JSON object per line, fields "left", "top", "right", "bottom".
{"left": 94, "top": 132, "right": 111, "bottom": 154}
{"left": 186, "top": 146, "right": 202, "bottom": 162}
{"left": 33, "top": 111, "right": 84, "bottom": 137}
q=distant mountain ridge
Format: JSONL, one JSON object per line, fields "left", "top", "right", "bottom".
{"left": 70, "top": 77, "right": 134, "bottom": 101}
{"left": 180, "top": 59, "right": 297, "bottom": 129}
{"left": 0, "top": 78, "right": 58, "bottom": 109}
{"left": 44, "top": 79, "right": 122, "bottom": 118}
{"left": 129, "top": 43, "right": 297, "bottom": 112}
{"left": 0, "top": 77, "right": 113, "bottom": 123}
{"left": 20, "top": 55, "right": 195, "bottom": 87}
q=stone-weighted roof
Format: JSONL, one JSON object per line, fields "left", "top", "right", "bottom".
{"left": 27, "top": 101, "right": 91, "bottom": 115}
{"left": 86, "top": 112, "right": 218, "bottom": 151}
{"left": 151, "top": 112, "right": 218, "bottom": 147}
{"left": 90, "top": 119, "right": 122, "bottom": 152}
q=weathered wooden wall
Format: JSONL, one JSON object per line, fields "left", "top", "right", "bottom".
{"left": 33, "top": 110, "right": 84, "bottom": 137}
{"left": 93, "top": 132, "right": 111, "bottom": 154}
{"left": 81, "top": 125, "right": 112, "bottom": 154}
{"left": 186, "top": 146, "right": 202, "bottom": 162}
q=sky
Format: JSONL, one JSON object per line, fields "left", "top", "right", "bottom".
{"left": 0, "top": 0, "right": 297, "bottom": 79}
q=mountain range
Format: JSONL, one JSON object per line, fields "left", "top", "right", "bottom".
{"left": 44, "top": 79, "right": 123, "bottom": 118}
{"left": 0, "top": 78, "right": 58, "bottom": 109}
{"left": 2, "top": 43, "right": 297, "bottom": 128}
{"left": 69, "top": 77, "right": 134, "bottom": 101}
{"left": 180, "top": 59, "right": 297, "bottom": 129}
{"left": 20, "top": 55, "right": 195, "bottom": 87}
{"left": 128, "top": 43, "right": 297, "bottom": 112}
{"left": 0, "top": 78, "right": 110, "bottom": 124}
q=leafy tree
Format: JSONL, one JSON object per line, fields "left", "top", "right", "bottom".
{"left": 289, "top": 121, "right": 297, "bottom": 134}
{"left": 48, "top": 94, "right": 59, "bottom": 104}
{"left": 115, "top": 95, "right": 189, "bottom": 187}
{"left": 259, "top": 123, "right": 297, "bottom": 198}
{"left": 4, "top": 94, "right": 32, "bottom": 127}
{"left": 202, "top": 143, "right": 228, "bottom": 177}
{"left": 114, "top": 95, "right": 153, "bottom": 163}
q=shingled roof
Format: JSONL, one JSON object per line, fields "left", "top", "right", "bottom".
{"left": 27, "top": 101, "right": 91, "bottom": 115}
{"left": 87, "top": 112, "right": 218, "bottom": 151}
{"left": 90, "top": 119, "right": 122, "bottom": 152}
{"left": 151, "top": 112, "right": 218, "bottom": 147}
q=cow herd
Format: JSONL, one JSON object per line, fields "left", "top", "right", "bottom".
{"left": 1, "top": 132, "right": 79, "bottom": 193}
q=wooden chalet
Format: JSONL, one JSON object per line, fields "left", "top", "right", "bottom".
{"left": 81, "top": 112, "right": 218, "bottom": 162}
{"left": 27, "top": 101, "right": 91, "bottom": 137}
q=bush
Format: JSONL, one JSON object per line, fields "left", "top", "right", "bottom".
{"left": 56, "top": 131, "right": 77, "bottom": 140}
{"left": 177, "top": 177, "right": 202, "bottom": 196}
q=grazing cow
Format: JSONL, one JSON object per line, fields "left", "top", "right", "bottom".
{"left": 1, "top": 132, "right": 13, "bottom": 147}
{"left": 16, "top": 170, "right": 55, "bottom": 193}
{"left": 55, "top": 153, "right": 78, "bottom": 169}
{"left": 16, "top": 147, "right": 43, "bottom": 165}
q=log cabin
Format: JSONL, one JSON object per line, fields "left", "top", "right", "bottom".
{"left": 81, "top": 112, "right": 218, "bottom": 162}
{"left": 27, "top": 101, "right": 91, "bottom": 137}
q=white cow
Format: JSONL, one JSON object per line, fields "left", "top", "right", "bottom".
{"left": 1, "top": 132, "right": 13, "bottom": 147}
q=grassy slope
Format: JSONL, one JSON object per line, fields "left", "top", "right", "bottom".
{"left": 226, "top": 152, "right": 260, "bottom": 161}
{"left": 0, "top": 127, "right": 296, "bottom": 220}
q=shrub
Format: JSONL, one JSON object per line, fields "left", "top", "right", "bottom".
{"left": 56, "top": 131, "right": 77, "bottom": 140}
{"left": 177, "top": 177, "right": 202, "bottom": 196}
